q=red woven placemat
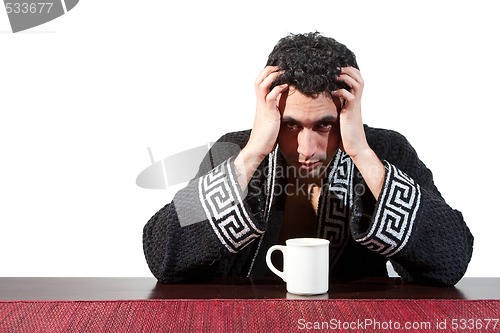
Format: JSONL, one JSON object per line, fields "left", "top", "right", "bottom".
{"left": 1, "top": 299, "right": 499, "bottom": 332}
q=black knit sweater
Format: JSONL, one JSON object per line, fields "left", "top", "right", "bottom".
{"left": 143, "top": 126, "right": 473, "bottom": 285}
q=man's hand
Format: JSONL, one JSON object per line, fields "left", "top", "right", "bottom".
{"left": 332, "top": 67, "right": 370, "bottom": 159}
{"left": 235, "top": 66, "right": 288, "bottom": 189}
{"left": 333, "top": 67, "right": 386, "bottom": 199}
{"left": 247, "top": 66, "right": 289, "bottom": 160}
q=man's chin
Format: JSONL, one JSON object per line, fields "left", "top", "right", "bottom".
{"left": 294, "top": 162, "right": 328, "bottom": 179}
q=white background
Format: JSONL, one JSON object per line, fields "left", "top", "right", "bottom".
{"left": 0, "top": 0, "right": 498, "bottom": 277}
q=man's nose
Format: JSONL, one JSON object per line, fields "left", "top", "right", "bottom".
{"left": 297, "top": 129, "right": 317, "bottom": 160}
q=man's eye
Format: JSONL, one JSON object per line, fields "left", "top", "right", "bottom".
{"left": 316, "top": 123, "right": 333, "bottom": 132}
{"left": 285, "top": 123, "right": 300, "bottom": 131}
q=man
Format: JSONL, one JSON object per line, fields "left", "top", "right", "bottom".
{"left": 143, "top": 32, "right": 473, "bottom": 285}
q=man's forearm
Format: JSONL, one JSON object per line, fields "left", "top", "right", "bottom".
{"left": 351, "top": 148, "right": 385, "bottom": 199}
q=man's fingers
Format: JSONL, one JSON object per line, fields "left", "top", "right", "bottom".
{"left": 337, "top": 67, "right": 364, "bottom": 93}
{"left": 339, "top": 66, "right": 363, "bottom": 81}
{"left": 255, "top": 66, "right": 280, "bottom": 86}
{"left": 266, "top": 83, "right": 288, "bottom": 105}
{"left": 332, "top": 89, "right": 355, "bottom": 104}
{"left": 338, "top": 74, "right": 359, "bottom": 91}
{"left": 259, "top": 70, "right": 283, "bottom": 89}
{"left": 255, "top": 69, "right": 285, "bottom": 100}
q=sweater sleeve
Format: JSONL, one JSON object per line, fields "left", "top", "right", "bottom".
{"left": 142, "top": 132, "right": 267, "bottom": 283}
{"left": 350, "top": 129, "right": 474, "bottom": 285}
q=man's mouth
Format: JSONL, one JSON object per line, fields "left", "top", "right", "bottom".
{"left": 298, "top": 161, "right": 322, "bottom": 171}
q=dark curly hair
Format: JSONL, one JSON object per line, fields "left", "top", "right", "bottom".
{"left": 267, "top": 32, "right": 358, "bottom": 96}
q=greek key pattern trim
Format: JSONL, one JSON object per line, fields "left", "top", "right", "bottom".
{"left": 358, "top": 162, "right": 421, "bottom": 257}
{"left": 318, "top": 151, "right": 353, "bottom": 268}
{"left": 247, "top": 146, "right": 278, "bottom": 276}
{"left": 199, "top": 159, "right": 264, "bottom": 253}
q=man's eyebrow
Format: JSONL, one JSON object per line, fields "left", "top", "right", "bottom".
{"left": 281, "top": 116, "right": 300, "bottom": 124}
{"left": 281, "top": 115, "right": 338, "bottom": 125}
{"left": 316, "top": 115, "right": 338, "bottom": 123}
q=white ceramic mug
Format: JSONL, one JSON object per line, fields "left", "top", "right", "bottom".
{"left": 266, "top": 238, "right": 330, "bottom": 295}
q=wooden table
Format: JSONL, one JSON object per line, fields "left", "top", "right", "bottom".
{"left": 1, "top": 277, "right": 499, "bottom": 332}
{"left": 0, "top": 277, "right": 499, "bottom": 300}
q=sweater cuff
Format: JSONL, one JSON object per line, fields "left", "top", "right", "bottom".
{"left": 176, "top": 157, "right": 264, "bottom": 253}
{"left": 353, "top": 161, "right": 421, "bottom": 257}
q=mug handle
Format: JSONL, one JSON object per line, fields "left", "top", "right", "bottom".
{"left": 266, "top": 245, "right": 286, "bottom": 282}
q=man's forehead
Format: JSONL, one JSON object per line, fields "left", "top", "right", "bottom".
{"left": 279, "top": 89, "right": 339, "bottom": 120}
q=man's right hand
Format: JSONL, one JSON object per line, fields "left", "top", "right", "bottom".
{"left": 234, "top": 66, "right": 288, "bottom": 189}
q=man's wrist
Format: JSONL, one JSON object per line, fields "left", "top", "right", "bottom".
{"left": 234, "top": 147, "right": 265, "bottom": 190}
{"left": 351, "top": 148, "right": 386, "bottom": 199}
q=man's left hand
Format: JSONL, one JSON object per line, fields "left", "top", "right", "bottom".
{"left": 332, "top": 67, "right": 386, "bottom": 198}
{"left": 332, "top": 67, "right": 370, "bottom": 159}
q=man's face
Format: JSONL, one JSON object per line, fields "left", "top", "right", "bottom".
{"left": 277, "top": 87, "right": 341, "bottom": 179}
